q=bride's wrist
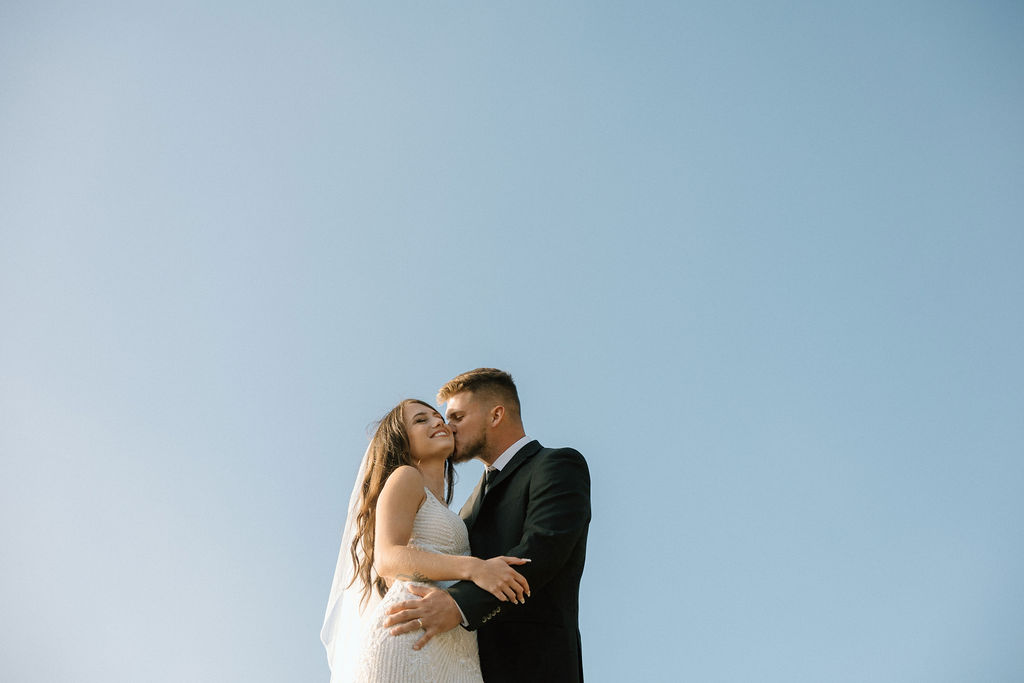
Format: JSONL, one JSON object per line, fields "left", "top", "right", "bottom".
{"left": 463, "top": 556, "right": 483, "bottom": 581}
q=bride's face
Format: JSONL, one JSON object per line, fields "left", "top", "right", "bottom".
{"left": 402, "top": 402, "right": 454, "bottom": 463}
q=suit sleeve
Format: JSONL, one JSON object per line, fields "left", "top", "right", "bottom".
{"left": 449, "top": 448, "right": 591, "bottom": 629}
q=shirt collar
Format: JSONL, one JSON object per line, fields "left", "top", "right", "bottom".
{"left": 489, "top": 435, "right": 532, "bottom": 471}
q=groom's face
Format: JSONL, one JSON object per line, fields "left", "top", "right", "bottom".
{"left": 444, "top": 392, "right": 487, "bottom": 464}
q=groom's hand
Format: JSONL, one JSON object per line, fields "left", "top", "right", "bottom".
{"left": 384, "top": 584, "right": 462, "bottom": 650}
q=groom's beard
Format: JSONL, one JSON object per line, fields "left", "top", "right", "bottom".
{"left": 451, "top": 432, "right": 486, "bottom": 464}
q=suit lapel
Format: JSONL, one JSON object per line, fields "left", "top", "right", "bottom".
{"left": 461, "top": 441, "right": 543, "bottom": 531}
{"left": 461, "top": 471, "right": 487, "bottom": 530}
{"left": 484, "top": 440, "right": 542, "bottom": 497}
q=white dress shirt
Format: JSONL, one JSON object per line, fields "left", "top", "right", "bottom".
{"left": 488, "top": 434, "right": 533, "bottom": 471}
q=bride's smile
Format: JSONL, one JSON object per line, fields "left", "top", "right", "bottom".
{"left": 403, "top": 404, "right": 454, "bottom": 464}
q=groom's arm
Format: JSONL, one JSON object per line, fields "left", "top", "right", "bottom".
{"left": 448, "top": 447, "right": 591, "bottom": 629}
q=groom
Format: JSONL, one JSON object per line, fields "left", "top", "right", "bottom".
{"left": 384, "top": 368, "right": 591, "bottom": 682}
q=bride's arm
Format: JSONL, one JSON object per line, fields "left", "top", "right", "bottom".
{"left": 374, "top": 466, "right": 529, "bottom": 603}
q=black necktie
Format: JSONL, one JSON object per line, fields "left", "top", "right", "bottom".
{"left": 484, "top": 467, "right": 498, "bottom": 495}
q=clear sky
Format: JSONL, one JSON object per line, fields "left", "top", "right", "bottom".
{"left": 2, "top": 2, "right": 1022, "bottom": 681}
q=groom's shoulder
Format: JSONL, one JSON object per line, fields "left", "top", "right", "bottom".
{"left": 527, "top": 445, "right": 591, "bottom": 503}
{"left": 532, "top": 444, "right": 589, "bottom": 473}
{"left": 537, "top": 444, "right": 585, "bottom": 459}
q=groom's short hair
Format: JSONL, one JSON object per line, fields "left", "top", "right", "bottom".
{"left": 438, "top": 368, "right": 521, "bottom": 418}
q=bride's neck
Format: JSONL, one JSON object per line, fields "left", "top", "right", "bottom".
{"left": 417, "top": 460, "right": 446, "bottom": 500}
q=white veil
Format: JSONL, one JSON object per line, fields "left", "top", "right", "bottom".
{"left": 321, "top": 444, "right": 382, "bottom": 682}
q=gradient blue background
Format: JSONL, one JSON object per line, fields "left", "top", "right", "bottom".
{"left": 2, "top": 2, "right": 1022, "bottom": 681}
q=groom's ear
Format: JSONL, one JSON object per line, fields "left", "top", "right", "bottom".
{"left": 489, "top": 405, "right": 505, "bottom": 427}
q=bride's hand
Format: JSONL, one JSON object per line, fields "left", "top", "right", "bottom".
{"left": 469, "top": 556, "right": 531, "bottom": 604}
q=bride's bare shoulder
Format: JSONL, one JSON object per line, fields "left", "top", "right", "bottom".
{"left": 380, "top": 465, "right": 426, "bottom": 498}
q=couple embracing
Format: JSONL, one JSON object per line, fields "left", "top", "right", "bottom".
{"left": 321, "top": 368, "right": 591, "bottom": 682}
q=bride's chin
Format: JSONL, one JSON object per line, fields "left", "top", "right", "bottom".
{"left": 424, "top": 444, "right": 454, "bottom": 462}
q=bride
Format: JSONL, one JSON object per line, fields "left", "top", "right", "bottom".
{"left": 321, "top": 399, "right": 530, "bottom": 682}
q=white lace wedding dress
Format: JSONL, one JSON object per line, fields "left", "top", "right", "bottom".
{"left": 350, "top": 489, "right": 483, "bottom": 682}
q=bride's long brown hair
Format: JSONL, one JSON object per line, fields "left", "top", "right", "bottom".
{"left": 349, "top": 399, "right": 456, "bottom": 605}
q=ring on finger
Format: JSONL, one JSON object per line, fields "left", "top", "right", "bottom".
{"left": 417, "top": 618, "right": 424, "bottom": 630}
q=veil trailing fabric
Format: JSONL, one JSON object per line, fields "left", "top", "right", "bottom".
{"left": 321, "top": 445, "right": 382, "bottom": 682}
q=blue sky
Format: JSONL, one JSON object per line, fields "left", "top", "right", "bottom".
{"left": 2, "top": 2, "right": 1022, "bottom": 681}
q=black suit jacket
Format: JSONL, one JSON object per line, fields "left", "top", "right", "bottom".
{"left": 449, "top": 440, "right": 591, "bottom": 683}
